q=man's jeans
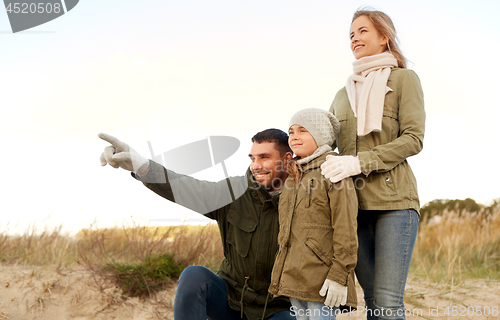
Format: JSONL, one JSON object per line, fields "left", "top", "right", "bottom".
{"left": 174, "top": 265, "right": 295, "bottom": 320}
{"left": 355, "top": 209, "right": 419, "bottom": 320}
{"left": 289, "top": 298, "right": 339, "bottom": 320}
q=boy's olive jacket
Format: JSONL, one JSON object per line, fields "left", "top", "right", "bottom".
{"left": 269, "top": 152, "right": 358, "bottom": 310}
{"left": 134, "top": 161, "right": 291, "bottom": 320}
{"left": 330, "top": 68, "right": 425, "bottom": 213}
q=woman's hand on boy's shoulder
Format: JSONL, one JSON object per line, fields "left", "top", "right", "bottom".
{"left": 321, "top": 155, "right": 361, "bottom": 183}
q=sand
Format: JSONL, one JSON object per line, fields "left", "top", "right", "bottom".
{"left": 0, "top": 265, "right": 175, "bottom": 320}
{"left": 338, "top": 275, "right": 500, "bottom": 320}
{"left": 0, "top": 264, "right": 498, "bottom": 319}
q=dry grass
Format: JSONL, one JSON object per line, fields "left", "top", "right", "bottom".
{"left": 0, "top": 221, "right": 223, "bottom": 299}
{"left": 75, "top": 222, "right": 223, "bottom": 297}
{"left": 2, "top": 205, "right": 499, "bottom": 291}
{"left": 0, "top": 222, "right": 222, "bottom": 269}
{"left": 76, "top": 223, "right": 222, "bottom": 271}
{"left": 0, "top": 224, "right": 78, "bottom": 268}
{"left": 411, "top": 205, "right": 500, "bottom": 282}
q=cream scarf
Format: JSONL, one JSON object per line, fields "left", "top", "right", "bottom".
{"left": 346, "top": 52, "right": 398, "bottom": 136}
{"left": 297, "top": 144, "right": 332, "bottom": 165}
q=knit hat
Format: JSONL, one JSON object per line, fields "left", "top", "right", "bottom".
{"left": 289, "top": 108, "right": 340, "bottom": 147}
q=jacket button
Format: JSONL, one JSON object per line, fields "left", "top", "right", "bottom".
{"left": 285, "top": 242, "right": 291, "bottom": 247}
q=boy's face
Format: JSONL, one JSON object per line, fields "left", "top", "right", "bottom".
{"left": 288, "top": 125, "right": 318, "bottom": 158}
{"left": 249, "top": 141, "right": 290, "bottom": 192}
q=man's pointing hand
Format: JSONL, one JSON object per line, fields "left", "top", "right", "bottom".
{"left": 98, "top": 133, "right": 150, "bottom": 174}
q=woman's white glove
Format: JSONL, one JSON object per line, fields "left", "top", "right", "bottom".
{"left": 319, "top": 279, "right": 348, "bottom": 308}
{"left": 321, "top": 155, "right": 361, "bottom": 183}
{"left": 98, "top": 133, "right": 150, "bottom": 175}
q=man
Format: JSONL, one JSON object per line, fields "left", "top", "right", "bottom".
{"left": 99, "top": 129, "right": 294, "bottom": 320}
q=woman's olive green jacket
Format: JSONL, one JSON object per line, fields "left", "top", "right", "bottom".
{"left": 269, "top": 152, "right": 358, "bottom": 310}
{"left": 330, "top": 68, "right": 425, "bottom": 213}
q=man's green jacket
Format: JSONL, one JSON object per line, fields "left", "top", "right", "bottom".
{"left": 133, "top": 161, "right": 291, "bottom": 320}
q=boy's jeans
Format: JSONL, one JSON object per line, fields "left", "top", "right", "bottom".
{"left": 174, "top": 265, "right": 295, "bottom": 320}
{"left": 289, "top": 298, "right": 339, "bottom": 320}
{"left": 355, "top": 209, "right": 419, "bottom": 320}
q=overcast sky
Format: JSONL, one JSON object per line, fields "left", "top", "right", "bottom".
{"left": 1, "top": 0, "right": 499, "bottom": 235}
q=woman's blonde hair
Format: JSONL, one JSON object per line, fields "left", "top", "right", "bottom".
{"left": 352, "top": 8, "right": 407, "bottom": 68}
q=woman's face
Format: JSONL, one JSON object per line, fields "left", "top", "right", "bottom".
{"left": 350, "top": 15, "right": 387, "bottom": 60}
{"left": 288, "top": 125, "right": 318, "bottom": 158}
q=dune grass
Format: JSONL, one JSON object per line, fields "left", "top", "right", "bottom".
{"left": 0, "top": 223, "right": 223, "bottom": 269}
{"left": 410, "top": 205, "right": 500, "bottom": 282}
{"left": 75, "top": 222, "right": 223, "bottom": 297}
{"left": 0, "top": 222, "right": 223, "bottom": 297}
{"left": 76, "top": 223, "right": 223, "bottom": 270}
{"left": 0, "top": 224, "right": 78, "bottom": 268}
{"left": 1, "top": 203, "right": 499, "bottom": 297}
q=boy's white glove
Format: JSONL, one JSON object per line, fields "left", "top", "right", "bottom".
{"left": 321, "top": 155, "right": 361, "bottom": 183}
{"left": 98, "top": 133, "right": 150, "bottom": 175}
{"left": 319, "top": 279, "right": 347, "bottom": 308}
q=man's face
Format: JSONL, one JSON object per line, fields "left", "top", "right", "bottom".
{"left": 249, "top": 141, "right": 290, "bottom": 192}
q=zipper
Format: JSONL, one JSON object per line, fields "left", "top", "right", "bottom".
{"left": 306, "top": 178, "right": 313, "bottom": 208}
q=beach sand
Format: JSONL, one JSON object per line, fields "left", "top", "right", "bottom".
{"left": 0, "top": 264, "right": 498, "bottom": 320}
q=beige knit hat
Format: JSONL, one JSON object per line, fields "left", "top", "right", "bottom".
{"left": 289, "top": 108, "right": 340, "bottom": 147}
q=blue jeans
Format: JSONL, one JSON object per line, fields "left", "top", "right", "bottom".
{"left": 355, "top": 209, "right": 419, "bottom": 320}
{"left": 174, "top": 265, "right": 295, "bottom": 320}
{"left": 289, "top": 298, "right": 338, "bottom": 320}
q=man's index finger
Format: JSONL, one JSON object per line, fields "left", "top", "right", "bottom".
{"left": 98, "top": 132, "right": 123, "bottom": 148}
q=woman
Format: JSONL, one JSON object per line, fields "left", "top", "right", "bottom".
{"left": 321, "top": 8, "right": 425, "bottom": 320}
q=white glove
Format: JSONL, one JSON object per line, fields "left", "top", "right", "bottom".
{"left": 319, "top": 279, "right": 347, "bottom": 308}
{"left": 321, "top": 155, "right": 361, "bottom": 183}
{"left": 98, "top": 133, "right": 150, "bottom": 174}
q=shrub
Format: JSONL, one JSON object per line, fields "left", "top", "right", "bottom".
{"left": 420, "top": 198, "right": 483, "bottom": 222}
{"left": 102, "top": 253, "right": 183, "bottom": 297}
{"left": 75, "top": 223, "right": 223, "bottom": 296}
